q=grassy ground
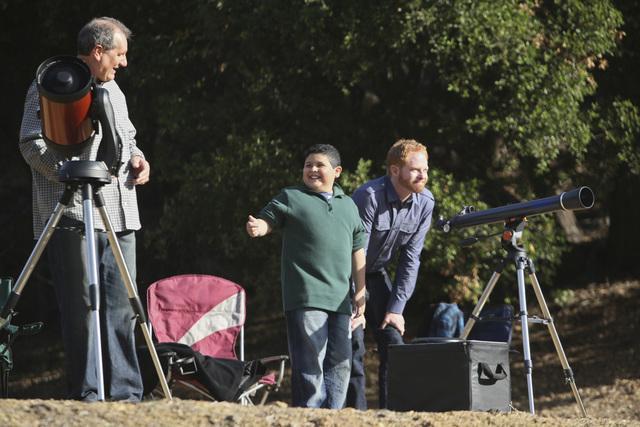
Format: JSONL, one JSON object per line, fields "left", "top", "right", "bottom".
{"left": 4, "top": 280, "right": 639, "bottom": 423}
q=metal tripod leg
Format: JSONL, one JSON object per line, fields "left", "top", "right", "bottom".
{"left": 94, "top": 189, "right": 172, "bottom": 400}
{"left": 0, "top": 183, "right": 109, "bottom": 400}
{"left": 0, "top": 180, "right": 171, "bottom": 401}
{"left": 460, "top": 270, "right": 502, "bottom": 339}
{"left": 527, "top": 267, "right": 587, "bottom": 416}
{"left": 516, "top": 256, "right": 535, "bottom": 414}
{"left": 81, "top": 183, "right": 106, "bottom": 401}
{"left": 458, "top": 255, "right": 538, "bottom": 415}
{"left": 455, "top": 216, "right": 587, "bottom": 416}
{"left": 0, "top": 186, "right": 74, "bottom": 328}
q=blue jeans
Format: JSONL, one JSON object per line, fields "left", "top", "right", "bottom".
{"left": 348, "top": 271, "right": 404, "bottom": 409}
{"left": 285, "top": 308, "right": 352, "bottom": 408}
{"left": 47, "top": 217, "right": 143, "bottom": 401}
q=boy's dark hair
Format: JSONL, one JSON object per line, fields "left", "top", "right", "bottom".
{"left": 303, "top": 144, "right": 341, "bottom": 168}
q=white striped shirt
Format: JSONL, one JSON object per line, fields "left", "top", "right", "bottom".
{"left": 19, "top": 79, "right": 143, "bottom": 237}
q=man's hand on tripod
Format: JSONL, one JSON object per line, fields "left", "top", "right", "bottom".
{"left": 131, "top": 155, "right": 150, "bottom": 185}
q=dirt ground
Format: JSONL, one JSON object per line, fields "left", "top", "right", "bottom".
{"left": 1, "top": 280, "right": 639, "bottom": 426}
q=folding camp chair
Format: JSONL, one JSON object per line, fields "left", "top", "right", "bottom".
{"left": 142, "top": 274, "right": 287, "bottom": 405}
{"left": 1, "top": 277, "right": 43, "bottom": 398}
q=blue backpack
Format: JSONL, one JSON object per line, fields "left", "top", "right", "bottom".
{"left": 428, "top": 302, "right": 465, "bottom": 338}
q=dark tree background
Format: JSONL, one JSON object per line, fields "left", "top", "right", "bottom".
{"left": 1, "top": 1, "right": 638, "bottom": 337}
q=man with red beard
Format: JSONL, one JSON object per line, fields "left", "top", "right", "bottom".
{"left": 346, "top": 139, "right": 434, "bottom": 410}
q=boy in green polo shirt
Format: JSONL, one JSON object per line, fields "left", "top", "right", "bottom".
{"left": 246, "top": 144, "right": 366, "bottom": 408}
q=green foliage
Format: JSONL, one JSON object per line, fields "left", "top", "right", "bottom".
{"left": 420, "top": 169, "right": 492, "bottom": 305}
{"left": 132, "top": 0, "right": 630, "bottom": 304}
{"left": 423, "top": 0, "right": 623, "bottom": 174}
{"left": 340, "top": 158, "right": 373, "bottom": 194}
{"left": 551, "top": 288, "right": 576, "bottom": 307}
{"left": 415, "top": 169, "right": 568, "bottom": 306}
{"left": 5, "top": 0, "right": 635, "bottom": 310}
{"left": 591, "top": 99, "right": 640, "bottom": 175}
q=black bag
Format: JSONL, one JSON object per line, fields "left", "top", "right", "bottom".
{"left": 138, "top": 342, "right": 266, "bottom": 401}
{"left": 387, "top": 339, "right": 511, "bottom": 412}
{"left": 467, "top": 304, "right": 514, "bottom": 344}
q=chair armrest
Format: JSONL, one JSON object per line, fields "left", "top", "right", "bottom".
{"left": 256, "top": 355, "right": 289, "bottom": 390}
{"left": 257, "top": 355, "right": 288, "bottom": 364}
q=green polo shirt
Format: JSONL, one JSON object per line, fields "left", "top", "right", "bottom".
{"left": 259, "top": 184, "right": 365, "bottom": 315}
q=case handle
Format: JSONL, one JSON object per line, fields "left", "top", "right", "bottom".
{"left": 477, "top": 362, "right": 507, "bottom": 385}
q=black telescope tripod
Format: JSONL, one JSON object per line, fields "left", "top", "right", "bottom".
{"left": 0, "top": 160, "right": 171, "bottom": 401}
{"left": 460, "top": 218, "right": 586, "bottom": 416}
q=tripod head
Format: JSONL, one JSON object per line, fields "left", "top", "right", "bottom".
{"left": 456, "top": 217, "right": 528, "bottom": 260}
{"left": 500, "top": 218, "right": 528, "bottom": 253}
{"left": 58, "top": 160, "right": 111, "bottom": 184}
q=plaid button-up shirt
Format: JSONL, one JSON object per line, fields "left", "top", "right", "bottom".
{"left": 19, "top": 79, "right": 143, "bottom": 237}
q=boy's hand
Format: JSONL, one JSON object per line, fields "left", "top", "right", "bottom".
{"left": 351, "top": 296, "right": 365, "bottom": 331}
{"left": 352, "top": 296, "right": 365, "bottom": 318}
{"left": 351, "top": 312, "right": 366, "bottom": 331}
{"left": 246, "top": 215, "right": 269, "bottom": 237}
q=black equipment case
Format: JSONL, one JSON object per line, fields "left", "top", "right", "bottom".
{"left": 387, "top": 339, "right": 511, "bottom": 412}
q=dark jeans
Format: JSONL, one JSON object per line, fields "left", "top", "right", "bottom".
{"left": 46, "top": 218, "right": 143, "bottom": 401}
{"left": 346, "top": 324, "right": 366, "bottom": 409}
{"left": 346, "top": 270, "right": 403, "bottom": 409}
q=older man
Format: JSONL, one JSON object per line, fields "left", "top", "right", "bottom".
{"left": 346, "top": 139, "right": 435, "bottom": 409}
{"left": 19, "top": 17, "right": 149, "bottom": 401}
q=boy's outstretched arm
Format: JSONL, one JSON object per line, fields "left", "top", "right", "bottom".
{"left": 352, "top": 248, "right": 366, "bottom": 320}
{"left": 246, "top": 215, "right": 272, "bottom": 237}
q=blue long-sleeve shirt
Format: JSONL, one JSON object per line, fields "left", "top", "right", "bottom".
{"left": 351, "top": 175, "right": 435, "bottom": 314}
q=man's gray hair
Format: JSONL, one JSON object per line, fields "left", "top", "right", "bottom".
{"left": 77, "top": 17, "right": 132, "bottom": 55}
